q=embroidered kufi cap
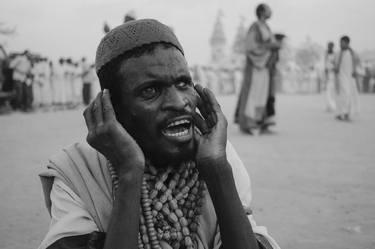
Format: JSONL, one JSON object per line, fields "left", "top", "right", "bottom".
{"left": 95, "top": 19, "right": 184, "bottom": 74}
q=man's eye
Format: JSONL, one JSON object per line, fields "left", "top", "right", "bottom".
{"left": 141, "top": 87, "right": 157, "bottom": 99}
{"left": 176, "top": 81, "right": 191, "bottom": 89}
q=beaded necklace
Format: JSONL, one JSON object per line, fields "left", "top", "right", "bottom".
{"left": 108, "top": 160, "right": 206, "bottom": 249}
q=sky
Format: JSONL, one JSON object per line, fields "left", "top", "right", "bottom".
{"left": 1, "top": 0, "right": 375, "bottom": 64}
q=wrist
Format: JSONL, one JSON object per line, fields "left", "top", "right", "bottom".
{"left": 198, "top": 157, "right": 233, "bottom": 182}
{"left": 118, "top": 167, "right": 144, "bottom": 184}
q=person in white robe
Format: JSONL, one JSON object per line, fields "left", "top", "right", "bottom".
{"left": 73, "top": 62, "right": 83, "bottom": 106}
{"left": 64, "top": 58, "right": 75, "bottom": 107}
{"left": 52, "top": 58, "right": 66, "bottom": 107}
{"left": 32, "top": 58, "right": 52, "bottom": 108}
{"left": 324, "top": 42, "right": 336, "bottom": 112}
{"left": 334, "top": 36, "right": 360, "bottom": 121}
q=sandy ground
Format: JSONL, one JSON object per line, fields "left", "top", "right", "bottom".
{"left": 0, "top": 94, "right": 374, "bottom": 249}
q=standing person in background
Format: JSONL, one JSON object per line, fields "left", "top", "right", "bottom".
{"left": 334, "top": 36, "right": 360, "bottom": 121}
{"left": 81, "top": 57, "right": 92, "bottom": 105}
{"left": 324, "top": 42, "right": 336, "bottom": 112}
{"left": 73, "top": 62, "right": 83, "bottom": 106}
{"left": 31, "top": 58, "right": 43, "bottom": 109}
{"left": 53, "top": 58, "right": 66, "bottom": 109}
{"left": 40, "top": 58, "right": 52, "bottom": 109}
{"left": 32, "top": 58, "right": 52, "bottom": 110}
{"left": 124, "top": 10, "right": 136, "bottom": 23}
{"left": 9, "top": 50, "right": 32, "bottom": 111}
{"left": 65, "top": 58, "right": 75, "bottom": 108}
{"left": 49, "top": 60, "right": 57, "bottom": 107}
{"left": 234, "top": 3, "right": 281, "bottom": 135}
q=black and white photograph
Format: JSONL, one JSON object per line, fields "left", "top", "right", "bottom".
{"left": 0, "top": 1, "right": 374, "bottom": 249}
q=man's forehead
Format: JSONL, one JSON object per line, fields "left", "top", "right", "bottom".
{"left": 119, "top": 47, "right": 190, "bottom": 87}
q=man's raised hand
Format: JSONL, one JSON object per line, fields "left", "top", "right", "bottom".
{"left": 83, "top": 89, "right": 145, "bottom": 176}
{"left": 193, "top": 84, "right": 229, "bottom": 178}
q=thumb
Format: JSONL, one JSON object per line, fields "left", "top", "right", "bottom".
{"left": 193, "top": 126, "right": 202, "bottom": 150}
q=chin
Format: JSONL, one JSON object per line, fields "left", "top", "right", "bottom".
{"left": 147, "top": 142, "right": 195, "bottom": 168}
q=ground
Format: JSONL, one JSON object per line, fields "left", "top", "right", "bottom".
{"left": 0, "top": 94, "right": 374, "bottom": 249}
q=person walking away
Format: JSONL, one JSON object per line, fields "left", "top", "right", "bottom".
{"left": 234, "top": 4, "right": 281, "bottom": 134}
{"left": 324, "top": 42, "right": 336, "bottom": 112}
{"left": 334, "top": 36, "right": 360, "bottom": 121}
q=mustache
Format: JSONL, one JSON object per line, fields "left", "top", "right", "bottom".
{"left": 159, "top": 109, "right": 196, "bottom": 126}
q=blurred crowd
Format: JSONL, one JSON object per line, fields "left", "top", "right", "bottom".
{"left": 0, "top": 48, "right": 97, "bottom": 114}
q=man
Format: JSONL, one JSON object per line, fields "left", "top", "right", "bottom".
{"left": 334, "top": 35, "right": 359, "bottom": 121}
{"left": 39, "top": 19, "right": 279, "bottom": 249}
{"left": 234, "top": 4, "right": 281, "bottom": 135}
{"left": 324, "top": 42, "right": 336, "bottom": 112}
{"left": 32, "top": 58, "right": 52, "bottom": 109}
{"left": 9, "top": 50, "right": 32, "bottom": 111}
{"left": 81, "top": 57, "right": 92, "bottom": 105}
{"left": 52, "top": 58, "right": 66, "bottom": 108}
{"left": 72, "top": 62, "right": 83, "bottom": 106}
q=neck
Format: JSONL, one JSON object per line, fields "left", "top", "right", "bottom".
{"left": 146, "top": 156, "right": 191, "bottom": 171}
{"left": 258, "top": 17, "right": 267, "bottom": 23}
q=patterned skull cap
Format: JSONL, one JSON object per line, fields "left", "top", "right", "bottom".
{"left": 95, "top": 19, "right": 184, "bottom": 73}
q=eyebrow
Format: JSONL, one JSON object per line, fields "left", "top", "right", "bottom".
{"left": 132, "top": 74, "right": 193, "bottom": 94}
{"left": 138, "top": 72, "right": 192, "bottom": 87}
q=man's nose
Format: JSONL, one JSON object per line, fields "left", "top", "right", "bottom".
{"left": 162, "top": 86, "right": 188, "bottom": 111}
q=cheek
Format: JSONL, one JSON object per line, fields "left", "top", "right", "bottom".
{"left": 130, "top": 104, "right": 159, "bottom": 132}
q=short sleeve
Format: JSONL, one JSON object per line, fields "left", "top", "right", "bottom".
{"left": 38, "top": 179, "right": 99, "bottom": 249}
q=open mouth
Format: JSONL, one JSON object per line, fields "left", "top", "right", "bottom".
{"left": 162, "top": 118, "right": 193, "bottom": 140}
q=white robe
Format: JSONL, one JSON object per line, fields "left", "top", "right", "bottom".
{"left": 336, "top": 50, "right": 360, "bottom": 116}
{"left": 32, "top": 61, "right": 52, "bottom": 106}
{"left": 324, "top": 53, "right": 336, "bottom": 111}
{"left": 52, "top": 64, "right": 66, "bottom": 104}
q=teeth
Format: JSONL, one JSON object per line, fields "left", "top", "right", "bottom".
{"left": 167, "top": 119, "right": 190, "bottom": 128}
{"left": 164, "top": 128, "right": 189, "bottom": 137}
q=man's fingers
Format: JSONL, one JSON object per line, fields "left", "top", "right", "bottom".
{"left": 92, "top": 91, "right": 104, "bottom": 126}
{"left": 83, "top": 103, "right": 95, "bottom": 131}
{"left": 203, "top": 88, "right": 219, "bottom": 125}
{"left": 193, "top": 113, "right": 209, "bottom": 135}
{"left": 197, "top": 96, "right": 210, "bottom": 122}
{"left": 195, "top": 84, "right": 214, "bottom": 126}
{"left": 102, "top": 89, "right": 116, "bottom": 121}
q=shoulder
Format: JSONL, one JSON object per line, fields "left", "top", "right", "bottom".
{"left": 248, "top": 21, "right": 260, "bottom": 33}
{"left": 43, "top": 142, "right": 108, "bottom": 188}
{"left": 50, "top": 142, "right": 103, "bottom": 167}
{"left": 40, "top": 142, "right": 111, "bottom": 224}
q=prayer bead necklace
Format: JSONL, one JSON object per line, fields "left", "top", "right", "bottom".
{"left": 108, "top": 161, "right": 206, "bottom": 249}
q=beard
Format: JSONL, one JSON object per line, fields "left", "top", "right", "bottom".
{"left": 143, "top": 140, "right": 196, "bottom": 169}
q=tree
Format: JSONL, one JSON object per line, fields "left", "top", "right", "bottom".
{"left": 0, "top": 22, "right": 16, "bottom": 36}
{"left": 232, "top": 16, "right": 246, "bottom": 55}
{"left": 294, "top": 37, "right": 323, "bottom": 72}
{"left": 210, "top": 10, "right": 227, "bottom": 64}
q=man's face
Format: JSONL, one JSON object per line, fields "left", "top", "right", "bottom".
{"left": 264, "top": 5, "right": 272, "bottom": 19}
{"left": 115, "top": 46, "right": 198, "bottom": 166}
{"left": 328, "top": 43, "right": 334, "bottom": 52}
{"left": 340, "top": 40, "right": 349, "bottom": 50}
